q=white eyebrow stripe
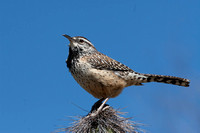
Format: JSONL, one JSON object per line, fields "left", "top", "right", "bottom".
{"left": 82, "top": 38, "right": 93, "bottom": 46}
{"left": 73, "top": 36, "right": 95, "bottom": 48}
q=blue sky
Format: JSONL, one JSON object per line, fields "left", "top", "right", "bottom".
{"left": 0, "top": 0, "right": 200, "bottom": 133}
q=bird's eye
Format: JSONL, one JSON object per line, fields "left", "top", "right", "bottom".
{"left": 79, "top": 39, "right": 84, "bottom": 43}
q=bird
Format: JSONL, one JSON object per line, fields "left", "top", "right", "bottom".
{"left": 63, "top": 34, "right": 190, "bottom": 111}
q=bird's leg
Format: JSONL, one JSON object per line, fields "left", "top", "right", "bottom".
{"left": 90, "top": 98, "right": 105, "bottom": 113}
{"left": 90, "top": 98, "right": 110, "bottom": 115}
{"left": 96, "top": 98, "right": 109, "bottom": 114}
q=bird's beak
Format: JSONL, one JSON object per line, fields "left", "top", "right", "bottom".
{"left": 63, "top": 34, "right": 73, "bottom": 42}
{"left": 63, "top": 34, "right": 77, "bottom": 48}
{"left": 63, "top": 34, "right": 76, "bottom": 47}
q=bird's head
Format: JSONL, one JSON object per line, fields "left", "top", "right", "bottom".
{"left": 63, "top": 34, "right": 97, "bottom": 55}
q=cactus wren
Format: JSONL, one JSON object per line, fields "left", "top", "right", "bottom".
{"left": 63, "top": 34, "right": 190, "bottom": 100}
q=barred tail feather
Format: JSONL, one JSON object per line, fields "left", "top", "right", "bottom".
{"left": 143, "top": 74, "right": 190, "bottom": 87}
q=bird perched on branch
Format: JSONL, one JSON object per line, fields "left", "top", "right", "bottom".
{"left": 63, "top": 34, "right": 190, "bottom": 111}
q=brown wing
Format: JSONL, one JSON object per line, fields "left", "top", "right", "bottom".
{"left": 85, "top": 52, "right": 134, "bottom": 72}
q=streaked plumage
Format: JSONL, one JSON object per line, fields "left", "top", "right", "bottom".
{"left": 63, "top": 35, "right": 190, "bottom": 99}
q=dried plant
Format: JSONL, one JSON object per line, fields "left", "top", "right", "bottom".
{"left": 61, "top": 100, "right": 144, "bottom": 133}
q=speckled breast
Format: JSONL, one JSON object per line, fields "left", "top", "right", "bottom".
{"left": 70, "top": 61, "right": 127, "bottom": 99}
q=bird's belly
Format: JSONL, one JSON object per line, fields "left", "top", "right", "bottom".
{"left": 71, "top": 66, "right": 127, "bottom": 99}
